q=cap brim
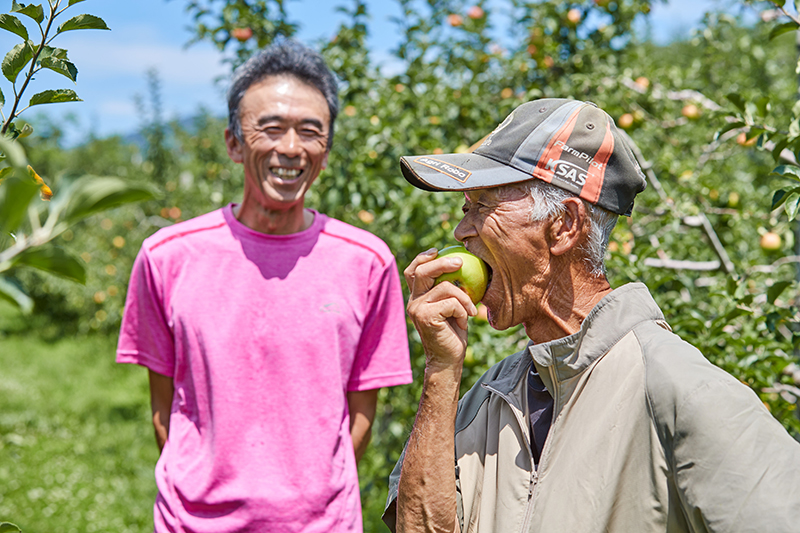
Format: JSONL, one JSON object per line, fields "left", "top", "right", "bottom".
{"left": 400, "top": 152, "right": 534, "bottom": 192}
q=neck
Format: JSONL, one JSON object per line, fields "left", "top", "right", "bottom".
{"left": 523, "top": 258, "right": 612, "bottom": 345}
{"left": 234, "top": 200, "right": 313, "bottom": 235}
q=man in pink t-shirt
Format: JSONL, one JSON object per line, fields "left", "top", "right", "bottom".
{"left": 117, "top": 40, "right": 412, "bottom": 533}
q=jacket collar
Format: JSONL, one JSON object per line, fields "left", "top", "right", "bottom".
{"left": 481, "top": 283, "right": 665, "bottom": 397}
{"left": 528, "top": 282, "right": 665, "bottom": 393}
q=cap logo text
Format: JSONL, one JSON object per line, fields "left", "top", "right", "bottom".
{"left": 544, "top": 158, "right": 587, "bottom": 186}
{"left": 415, "top": 157, "right": 471, "bottom": 183}
{"left": 554, "top": 140, "right": 605, "bottom": 170}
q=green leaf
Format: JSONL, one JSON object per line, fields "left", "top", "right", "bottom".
{"left": 0, "top": 175, "right": 38, "bottom": 235}
{"left": 784, "top": 191, "right": 800, "bottom": 220}
{"left": 68, "top": 0, "right": 86, "bottom": 5}
{"left": 39, "top": 57, "right": 78, "bottom": 82}
{"left": 772, "top": 136, "right": 790, "bottom": 162}
{"left": 755, "top": 96, "right": 771, "bottom": 117}
{"left": 0, "top": 14, "right": 29, "bottom": 40}
{"left": 767, "top": 281, "right": 793, "bottom": 304}
{"left": 770, "top": 164, "right": 800, "bottom": 182}
{"left": 724, "top": 306, "right": 751, "bottom": 321}
{"left": 0, "top": 86, "right": 4, "bottom": 108}
{"left": 772, "top": 189, "right": 790, "bottom": 210}
{"left": 769, "top": 21, "right": 798, "bottom": 41}
{"left": 60, "top": 176, "right": 158, "bottom": 225}
{"left": 0, "top": 522, "right": 22, "bottom": 533}
{"left": 11, "top": 1, "right": 43, "bottom": 24}
{"left": 714, "top": 121, "right": 745, "bottom": 140}
{"left": 11, "top": 245, "right": 86, "bottom": 283}
{"left": 0, "top": 136, "right": 27, "bottom": 168}
{"left": 726, "top": 93, "right": 746, "bottom": 112}
{"left": 0, "top": 276, "right": 33, "bottom": 314}
{"left": 56, "top": 14, "right": 109, "bottom": 33}
{"left": 0, "top": 166, "right": 15, "bottom": 179}
{"left": 2, "top": 40, "right": 33, "bottom": 83}
{"left": 28, "top": 88, "right": 81, "bottom": 106}
{"left": 37, "top": 46, "right": 68, "bottom": 60}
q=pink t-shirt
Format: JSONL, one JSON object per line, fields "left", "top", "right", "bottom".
{"left": 117, "top": 205, "right": 412, "bottom": 533}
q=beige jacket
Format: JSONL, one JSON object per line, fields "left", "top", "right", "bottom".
{"left": 384, "top": 283, "right": 800, "bottom": 532}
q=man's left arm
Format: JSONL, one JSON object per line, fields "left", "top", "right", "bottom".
{"left": 645, "top": 333, "right": 800, "bottom": 532}
{"left": 348, "top": 388, "right": 379, "bottom": 463}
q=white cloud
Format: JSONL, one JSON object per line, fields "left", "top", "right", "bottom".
{"left": 61, "top": 36, "right": 228, "bottom": 86}
{"left": 97, "top": 99, "right": 139, "bottom": 118}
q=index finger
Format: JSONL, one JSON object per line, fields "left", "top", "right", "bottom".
{"left": 403, "top": 248, "right": 438, "bottom": 293}
{"left": 405, "top": 252, "right": 466, "bottom": 300}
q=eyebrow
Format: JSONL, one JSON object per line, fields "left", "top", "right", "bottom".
{"left": 257, "top": 115, "right": 326, "bottom": 130}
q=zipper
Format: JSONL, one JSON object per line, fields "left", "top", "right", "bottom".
{"left": 519, "top": 364, "right": 561, "bottom": 533}
{"left": 482, "top": 380, "right": 538, "bottom": 533}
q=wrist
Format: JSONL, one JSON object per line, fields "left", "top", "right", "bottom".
{"left": 423, "top": 361, "right": 463, "bottom": 394}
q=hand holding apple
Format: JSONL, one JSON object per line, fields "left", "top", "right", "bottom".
{"left": 403, "top": 246, "right": 483, "bottom": 370}
{"left": 434, "top": 245, "right": 489, "bottom": 304}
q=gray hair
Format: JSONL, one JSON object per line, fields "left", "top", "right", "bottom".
{"left": 227, "top": 40, "right": 339, "bottom": 149}
{"left": 505, "top": 180, "right": 619, "bottom": 277}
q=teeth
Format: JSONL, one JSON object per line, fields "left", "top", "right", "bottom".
{"left": 271, "top": 167, "right": 301, "bottom": 178}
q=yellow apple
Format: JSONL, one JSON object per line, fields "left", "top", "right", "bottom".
{"left": 567, "top": 8, "right": 581, "bottom": 25}
{"left": 681, "top": 104, "right": 700, "bottom": 120}
{"left": 760, "top": 232, "right": 782, "bottom": 251}
{"left": 618, "top": 113, "right": 634, "bottom": 129}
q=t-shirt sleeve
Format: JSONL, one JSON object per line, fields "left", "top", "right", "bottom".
{"left": 116, "top": 246, "right": 175, "bottom": 377}
{"left": 347, "top": 255, "right": 412, "bottom": 391}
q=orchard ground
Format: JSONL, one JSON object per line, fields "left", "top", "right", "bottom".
{"left": 0, "top": 300, "right": 407, "bottom": 532}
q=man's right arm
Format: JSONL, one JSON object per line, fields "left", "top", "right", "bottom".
{"left": 396, "top": 249, "right": 476, "bottom": 533}
{"left": 148, "top": 369, "right": 174, "bottom": 452}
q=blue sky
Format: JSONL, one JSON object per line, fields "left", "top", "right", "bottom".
{"left": 0, "top": 0, "right": 730, "bottom": 144}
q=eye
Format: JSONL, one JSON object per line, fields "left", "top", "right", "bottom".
{"left": 300, "top": 127, "right": 323, "bottom": 138}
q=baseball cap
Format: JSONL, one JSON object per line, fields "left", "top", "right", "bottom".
{"left": 399, "top": 98, "right": 647, "bottom": 216}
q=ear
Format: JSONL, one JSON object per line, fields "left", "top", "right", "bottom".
{"left": 548, "top": 197, "right": 588, "bottom": 256}
{"left": 224, "top": 128, "right": 243, "bottom": 164}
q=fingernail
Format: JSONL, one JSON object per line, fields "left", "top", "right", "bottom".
{"left": 448, "top": 257, "right": 462, "bottom": 266}
{"left": 424, "top": 247, "right": 438, "bottom": 255}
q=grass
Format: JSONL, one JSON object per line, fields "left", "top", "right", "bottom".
{"left": 0, "top": 302, "right": 158, "bottom": 532}
{"left": 0, "top": 301, "right": 397, "bottom": 532}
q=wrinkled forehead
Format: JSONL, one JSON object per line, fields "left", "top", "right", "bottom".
{"left": 464, "top": 184, "right": 530, "bottom": 204}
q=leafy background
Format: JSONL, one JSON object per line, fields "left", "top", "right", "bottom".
{"left": 2, "top": 0, "right": 800, "bottom": 531}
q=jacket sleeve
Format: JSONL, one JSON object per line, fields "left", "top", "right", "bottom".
{"left": 642, "top": 323, "right": 800, "bottom": 532}
{"left": 382, "top": 445, "right": 405, "bottom": 533}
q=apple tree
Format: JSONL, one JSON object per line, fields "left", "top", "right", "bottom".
{"left": 171, "top": 0, "right": 800, "bottom": 529}
{"left": 0, "top": 0, "right": 158, "bottom": 316}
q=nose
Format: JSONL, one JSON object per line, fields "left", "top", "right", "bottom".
{"left": 276, "top": 127, "right": 302, "bottom": 158}
{"left": 454, "top": 212, "right": 476, "bottom": 243}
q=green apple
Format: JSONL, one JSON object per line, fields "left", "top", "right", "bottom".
{"left": 434, "top": 245, "right": 489, "bottom": 304}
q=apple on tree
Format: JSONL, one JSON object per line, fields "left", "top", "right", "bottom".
{"left": 447, "top": 13, "right": 464, "bottom": 27}
{"left": 231, "top": 27, "right": 253, "bottom": 41}
{"left": 467, "top": 6, "right": 485, "bottom": 19}
{"left": 760, "top": 231, "right": 782, "bottom": 251}
{"left": 434, "top": 245, "right": 490, "bottom": 304}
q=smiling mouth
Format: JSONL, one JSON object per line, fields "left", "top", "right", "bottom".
{"left": 270, "top": 167, "right": 303, "bottom": 180}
